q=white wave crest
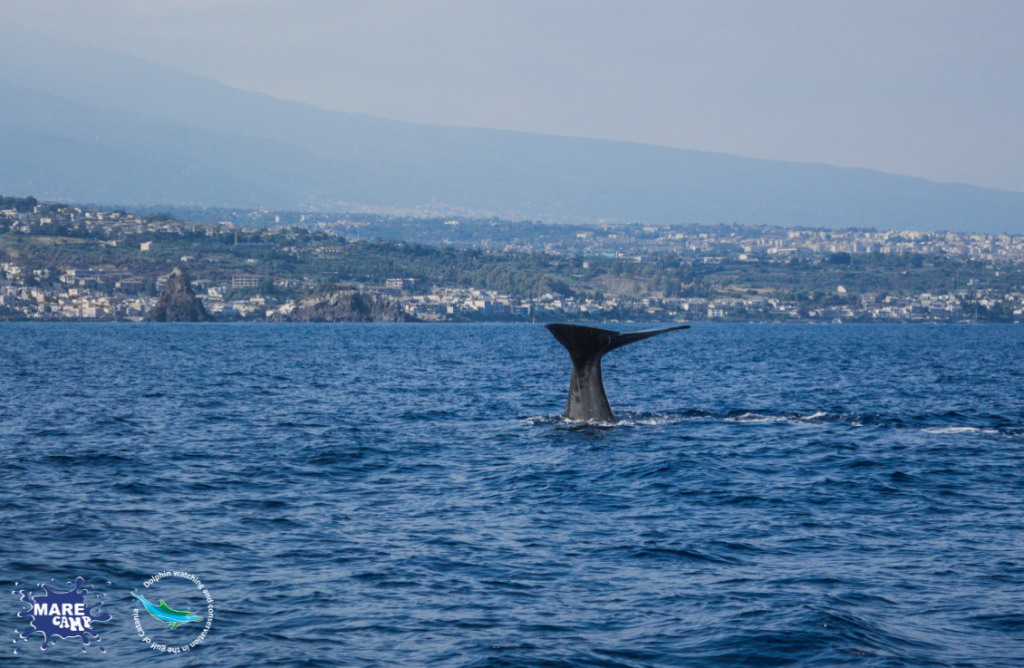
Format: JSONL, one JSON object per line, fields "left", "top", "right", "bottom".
{"left": 724, "top": 413, "right": 787, "bottom": 423}
{"left": 922, "top": 426, "right": 1000, "bottom": 435}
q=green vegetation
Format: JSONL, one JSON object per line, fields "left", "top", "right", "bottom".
{"left": 0, "top": 195, "right": 39, "bottom": 212}
{"left": 4, "top": 221, "right": 1021, "bottom": 302}
{"left": 2, "top": 198, "right": 1022, "bottom": 323}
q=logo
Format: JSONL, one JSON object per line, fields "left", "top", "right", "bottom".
{"left": 14, "top": 577, "right": 112, "bottom": 652}
{"left": 131, "top": 571, "right": 214, "bottom": 654}
{"left": 132, "top": 593, "right": 204, "bottom": 630}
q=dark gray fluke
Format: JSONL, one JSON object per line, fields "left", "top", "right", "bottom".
{"left": 545, "top": 323, "right": 690, "bottom": 422}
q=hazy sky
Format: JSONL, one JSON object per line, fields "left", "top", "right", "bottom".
{"left": 4, "top": 1, "right": 1023, "bottom": 192}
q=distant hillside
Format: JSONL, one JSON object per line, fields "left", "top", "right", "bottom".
{"left": 1, "top": 32, "right": 1023, "bottom": 234}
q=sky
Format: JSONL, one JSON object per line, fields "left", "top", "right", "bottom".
{"left": 3, "top": 0, "right": 1023, "bottom": 192}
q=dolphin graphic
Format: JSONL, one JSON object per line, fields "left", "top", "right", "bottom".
{"left": 131, "top": 592, "right": 204, "bottom": 630}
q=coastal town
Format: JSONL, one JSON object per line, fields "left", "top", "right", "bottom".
{"left": 4, "top": 267, "right": 1022, "bottom": 323}
{"left": 315, "top": 216, "right": 1024, "bottom": 263}
{"left": 2, "top": 197, "right": 1023, "bottom": 323}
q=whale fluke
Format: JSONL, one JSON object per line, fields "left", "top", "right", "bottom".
{"left": 545, "top": 323, "right": 690, "bottom": 422}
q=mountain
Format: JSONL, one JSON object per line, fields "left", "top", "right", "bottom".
{"left": 1, "top": 32, "right": 1022, "bottom": 233}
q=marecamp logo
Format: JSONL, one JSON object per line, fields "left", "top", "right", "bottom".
{"left": 14, "top": 577, "right": 111, "bottom": 653}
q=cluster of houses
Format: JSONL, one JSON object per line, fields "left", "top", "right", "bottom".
{"left": 393, "top": 287, "right": 1024, "bottom": 323}
{"left": 1, "top": 205, "right": 229, "bottom": 238}
{"left": 3, "top": 202, "right": 1024, "bottom": 322}
{"left": 5, "top": 201, "right": 1024, "bottom": 264}
{"left": 0, "top": 264, "right": 147, "bottom": 319}
{"left": 579, "top": 228, "right": 1024, "bottom": 263}
{"left": 9, "top": 201, "right": 1021, "bottom": 263}
{"left": 726, "top": 229, "right": 1024, "bottom": 263}
{"left": 573, "top": 227, "right": 1024, "bottom": 263}
{"left": 313, "top": 214, "right": 1024, "bottom": 262}
{"left": 3, "top": 260, "right": 1022, "bottom": 322}
{"left": 0, "top": 264, "right": 286, "bottom": 320}
{"left": 573, "top": 228, "right": 1024, "bottom": 263}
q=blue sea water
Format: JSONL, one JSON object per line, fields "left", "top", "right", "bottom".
{"left": 1, "top": 323, "right": 1023, "bottom": 667}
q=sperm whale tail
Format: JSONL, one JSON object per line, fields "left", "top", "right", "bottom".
{"left": 545, "top": 323, "right": 690, "bottom": 422}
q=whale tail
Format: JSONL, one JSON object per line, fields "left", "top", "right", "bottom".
{"left": 545, "top": 323, "right": 690, "bottom": 422}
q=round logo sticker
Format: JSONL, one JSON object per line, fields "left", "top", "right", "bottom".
{"left": 131, "top": 571, "right": 214, "bottom": 655}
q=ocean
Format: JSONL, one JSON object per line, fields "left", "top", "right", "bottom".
{"left": 2, "top": 323, "right": 1022, "bottom": 667}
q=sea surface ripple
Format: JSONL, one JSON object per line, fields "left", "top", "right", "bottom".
{"left": 1, "top": 323, "right": 1023, "bottom": 667}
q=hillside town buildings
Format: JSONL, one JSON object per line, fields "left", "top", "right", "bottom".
{"left": 3, "top": 261, "right": 1022, "bottom": 323}
{"left": 2, "top": 203, "right": 1023, "bottom": 322}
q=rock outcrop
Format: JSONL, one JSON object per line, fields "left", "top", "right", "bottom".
{"left": 144, "top": 267, "right": 215, "bottom": 322}
{"left": 273, "top": 290, "right": 416, "bottom": 323}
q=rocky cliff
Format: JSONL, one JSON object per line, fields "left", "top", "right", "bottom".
{"left": 273, "top": 291, "right": 416, "bottom": 323}
{"left": 144, "top": 267, "right": 215, "bottom": 322}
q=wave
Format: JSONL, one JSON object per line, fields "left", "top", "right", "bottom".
{"left": 521, "top": 409, "right": 1021, "bottom": 437}
{"left": 922, "top": 426, "right": 1001, "bottom": 435}
{"left": 723, "top": 412, "right": 789, "bottom": 423}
